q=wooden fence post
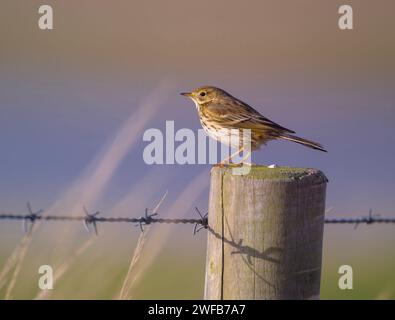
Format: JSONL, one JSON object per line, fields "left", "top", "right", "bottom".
{"left": 204, "top": 165, "right": 327, "bottom": 300}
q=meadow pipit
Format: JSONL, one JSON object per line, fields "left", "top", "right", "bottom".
{"left": 181, "top": 86, "right": 326, "bottom": 163}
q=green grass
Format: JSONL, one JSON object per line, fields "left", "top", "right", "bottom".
{"left": 0, "top": 225, "right": 394, "bottom": 299}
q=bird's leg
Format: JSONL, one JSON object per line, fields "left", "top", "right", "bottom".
{"left": 215, "top": 146, "right": 244, "bottom": 167}
{"left": 239, "top": 150, "right": 252, "bottom": 166}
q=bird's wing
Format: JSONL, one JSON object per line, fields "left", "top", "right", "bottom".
{"left": 202, "top": 100, "right": 295, "bottom": 134}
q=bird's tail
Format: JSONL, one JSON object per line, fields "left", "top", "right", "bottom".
{"left": 279, "top": 133, "right": 327, "bottom": 152}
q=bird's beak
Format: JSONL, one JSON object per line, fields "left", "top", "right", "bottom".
{"left": 180, "top": 92, "right": 192, "bottom": 97}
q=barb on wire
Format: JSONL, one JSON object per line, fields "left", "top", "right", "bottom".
{"left": 135, "top": 208, "right": 158, "bottom": 232}
{"left": 83, "top": 206, "right": 100, "bottom": 235}
{"left": 193, "top": 207, "right": 208, "bottom": 235}
{"left": 23, "top": 202, "right": 44, "bottom": 233}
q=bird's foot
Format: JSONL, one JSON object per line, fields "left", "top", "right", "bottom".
{"left": 213, "top": 161, "right": 256, "bottom": 168}
{"left": 239, "top": 162, "right": 254, "bottom": 166}
{"left": 230, "top": 161, "right": 255, "bottom": 167}
{"left": 213, "top": 162, "right": 228, "bottom": 168}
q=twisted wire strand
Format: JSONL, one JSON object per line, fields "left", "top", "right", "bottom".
{"left": 324, "top": 217, "right": 395, "bottom": 224}
{"left": 0, "top": 214, "right": 206, "bottom": 224}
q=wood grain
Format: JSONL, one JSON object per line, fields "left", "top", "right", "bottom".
{"left": 204, "top": 165, "right": 327, "bottom": 300}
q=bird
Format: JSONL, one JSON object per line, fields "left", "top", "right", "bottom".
{"left": 181, "top": 86, "right": 326, "bottom": 164}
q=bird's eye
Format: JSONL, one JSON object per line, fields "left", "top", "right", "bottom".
{"left": 200, "top": 91, "right": 206, "bottom": 97}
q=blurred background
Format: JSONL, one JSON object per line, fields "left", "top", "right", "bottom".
{"left": 0, "top": 0, "right": 394, "bottom": 299}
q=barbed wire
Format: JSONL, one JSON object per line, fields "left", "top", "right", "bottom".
{"left": 324, "top": 209, "right": 395, "bottom": 229}
{"left": 0, "top": 203, "right": 209, "bottom": 235}
{"left": 0, "top": 204, "right": 394, "bottom": 235}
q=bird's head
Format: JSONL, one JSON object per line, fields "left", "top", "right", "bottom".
{"left": 181, "top": 86, "right": 229, "bottom": 108}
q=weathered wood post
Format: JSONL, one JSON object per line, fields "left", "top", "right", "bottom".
{"left": 204, "top": 165, "right": 327, "bottom": 300}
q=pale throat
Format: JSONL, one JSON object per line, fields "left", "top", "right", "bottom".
{"left": 192, "top": 99, "right": 201, "bottom": 111}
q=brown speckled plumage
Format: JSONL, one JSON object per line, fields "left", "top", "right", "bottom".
{"left": 181, "top": 86, "right": 327, "bottom": 152}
